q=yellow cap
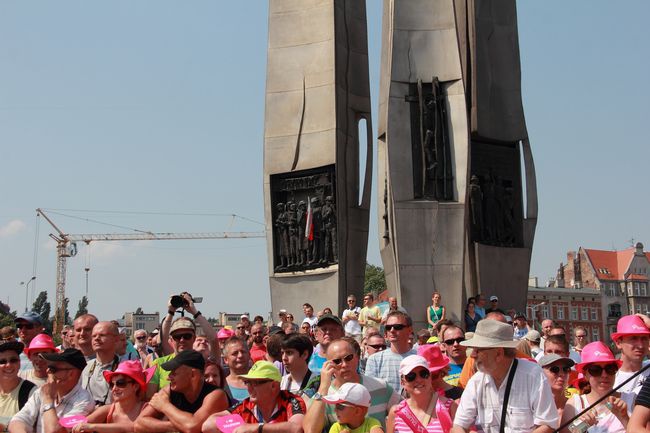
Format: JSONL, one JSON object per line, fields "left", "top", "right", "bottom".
{"left": 426, "top": 336, "right": 439, "bottom": 344}
{"left": 239, "top": 361, "right": 282, "bottom": 382}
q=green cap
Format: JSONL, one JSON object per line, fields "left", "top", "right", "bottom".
{"left": 239, "top": 361, "right": 282, "bottom": 382}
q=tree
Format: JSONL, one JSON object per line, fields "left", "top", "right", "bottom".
{"left": 364, "top": 262, "right": 387, "bottom": 295}
{"left": 75, "top": 296, "right": 89, "bottom": 319}
{"left": 0, "top": 310, "right": 17, "bottom": 329}
{"left": 32, "top": 291, "right": 52, "bottom": 333}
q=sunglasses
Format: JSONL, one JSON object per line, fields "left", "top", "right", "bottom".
{"left": 368, "top": 344, "right": 386, "bottom": 351}
{"left": 0, "top": 358, "right": 20, "bottom": 366}
{"left": 332, "top": 353, "right": 355, "bottom": 365}
{"left": 586, "top": 364, "right": 618, "bottom": 377}
{"left": 404, "top": 369, "right": 430, "bottom": 382}
{"left": 16, "top": 323, "right": 35, "bottom": 330}
{"left": 171, "top": 332, "right": 194, "bottom": 342}
{"left": 46, "top": 366, "right": 75, "bottom": 374}
{"left": 546, "top": 365, "right": 572, "bottom": 374}
{"left": 385, "top": 324, "right": 407, "bottom": 331}
{"left": 110, "top": 379, "right": 134, "bottom": 389}
{"left": 444, "top": 337, "right": 465, "bottom": 346}
{"left": 335, "top": 403, "right": 356, "bottom": 411}
{"left": 136, "top": 336, "right": 147, "bottom": 340}
{"left": 236, "top": 326, "right": 244, "bottom": 330}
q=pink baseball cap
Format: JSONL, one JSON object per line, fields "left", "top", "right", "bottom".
{"left": 417, "top": 344, "right": 450, "bottom": 373}
{"left": 104, "top": 360, "right": 157, "bottom": 395}
{"left": 575, "top": 341, "right": 622, "bottom": 374}
{"left": 217, "top": 328, "right": 235, "bottom": 340}
{"left": 24, "top": 334, "right": 58, "bottom": 357}
{"left": 611, "top": 315, "right": 650, "bottom": 341}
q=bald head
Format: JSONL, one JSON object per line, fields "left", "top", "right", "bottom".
{"left": 485, "top": 311, "right": 507, "bottom": 323}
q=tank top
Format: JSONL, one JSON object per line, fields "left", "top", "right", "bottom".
{"left": 570, "top": 394, "right": 627, "bottom": 433}
{"left": 169, "top": 382, "right": 217, "bottom": 413}
{"left": 393, "top": 398, "right": 453, "bottom": 433}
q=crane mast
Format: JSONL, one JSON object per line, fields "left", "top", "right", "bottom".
{"left": 35, "top": 208, "right": 265, "bottom": 333}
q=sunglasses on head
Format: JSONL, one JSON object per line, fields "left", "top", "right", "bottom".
{"left": 546, "top": 365, "right": 572, "bottom": 374}
{"left": 586, "top": 364, "right": 618, "bottom": 377}
{"left": 110, "top": 379, "right": 134, "bottom": 389}
{"left": 385, "top": 324, "right": 407, "bottom": 331}
{"left": 368, "top": 344, "right": 386, "bottom": 350}
{"left": 404, "top": 369, "right": 430, "bottom": 382}
{"left": 332, "top": 353, "right": 355, "bottom": 365}
{"left": 0, "top": 358, "right": 20, "bottom": 366}
{"left": 16, "top": 323, "right": 35, "bottom": 330}
{"left": 444, "top": 337, "right": 465, "bottom": 345}
{"left": 171, "top": 332, "right": 194, "bottom": 342}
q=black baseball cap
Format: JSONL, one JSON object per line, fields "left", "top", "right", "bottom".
{"left": 317, "top": 314, "right": 343, "bottom": 327}
{"left": 161, "top": 350, "right": 205, "bottom": 371}
{"left": 0, "top": 341, "right": 24, "bottom": 354}
{"left": 40, "top": 348, "right": 87, "bottom": 370}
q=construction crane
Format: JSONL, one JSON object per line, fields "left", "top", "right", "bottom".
{"left": 36, "top": 208, "right": 266, "bottom": 334}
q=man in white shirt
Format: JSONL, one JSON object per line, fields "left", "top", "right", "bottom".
{"left": 302, "top": 303, "right": 318, "bottom": 330}
{"left": 613, "top": 314, "right": 650, "bottom": 395}
{"left": 451, "top": 320, "right": 557, "bottom": 433}
{"left": 341, "top": 295, "right": 362, "bottom": 341}
{"left": 280, "top": 333, "right": 313, "bottom": 395}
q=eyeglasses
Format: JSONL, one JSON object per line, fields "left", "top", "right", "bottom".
{"left": 335, "top": 403, "right": 355, "bottom": 411}
{"left": 347, "top": 300, "right": 355, "bottom": 303}
{"left": 0, "top": 358, "right": 20, "bottom": 366}
{"left": 586, "top": 364, "right": 618, "bottom": 377}
{"left": 110, "top": 379, "right": 134, "bottom": 389}
{"left": 444, "top": 337, "right": 465, "bottom": 346}
{"left": 171, "top": 332, "right": 195, "bottom": 342}
{"left": 46, "top": 366, "right": 75, "bottom": 374}
{"left": 16, "top": 323, "right": 35, "bottom": 330}
{"left": 331, "top": 353, "right": 355, "bottom": 365}
{"left": 243, "top": 379, "right": 272, "bottom": 387}
{"left": 368, "top": 344, "right": 386, "bottom": 351}
{"left": 546, "top": 365, "right": 572, "bottom": 375}
{"left": 404, "top": 369, "right": 430, "bottom": 382}
{"left": 236, "top": 326, "right": 244, "bottom": 330}
{"left": 385, "top": 324, "right": 407, "bottom": 331}
{"left": 136, "top": 336, "right": 147, "bottom": 340}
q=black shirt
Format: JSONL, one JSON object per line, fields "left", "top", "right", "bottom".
{"left": 636, "top": 378, "right": 650, "bottom": 408}
{"left": 170, "top": 382, "right": 218, "bottom": 413}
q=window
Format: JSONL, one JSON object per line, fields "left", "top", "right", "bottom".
{"left": 591, "top": 308, "right": 598, "bottom": 321}
{"left": 642, "top": 284, "right": 647, "bottom": 296}
{"left": 581, "top": 307, "right": 589, "bottom": 320}
{"left": 608, "top": 303, "right": 622, "bottom": 317}
{"left": 629, "top": 286, "right": 634, "bottom": 296}
{"left": 592, "top": 327, "right": 600, "bottom": 341}
{"left": 541, "top": 305, "right": 550, "bottom": 319}
{"left": 635, "top": 282, "right": 641, "bottom": 296}
{"left": 557, "top": 306, "right": 565, "bottom": 320}
{"left": 606, "top": 284, "right": 617, "bottom": 297}
{"left": 637, "top": 304, "right": 643, "bottom": 314}
{"left": 571, "top": 307, "right": 578, "bottom": 321}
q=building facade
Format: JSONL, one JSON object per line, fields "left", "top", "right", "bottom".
{"left": 527, "top": 286, "right": 604, "bottom": 343}
{"left": 551, "top": 242, "right": 650, "bottom": 344}
{"left": 122, "top": 311, "right": 160, "bottom": 337}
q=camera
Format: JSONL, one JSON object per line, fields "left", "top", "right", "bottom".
{"left": 169, "top": 292, "right": 203, "bottom": 309}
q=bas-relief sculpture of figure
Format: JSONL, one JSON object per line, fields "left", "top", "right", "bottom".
{"left": 274, "top": 202, "right": 289, "bottom": 271}
{"left": 378, "top": 0, "right": 538, "bottom": 325}
{"left": 322, "top": 196, "right": 337, "bottom": 263}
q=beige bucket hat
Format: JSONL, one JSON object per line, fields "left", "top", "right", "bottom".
{"left": 460, "top": 320, "right": 520, "bottom": 348}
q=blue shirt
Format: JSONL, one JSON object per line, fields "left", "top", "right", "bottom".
{"left": 308, "top": 351, "right": 326, "bottom": 374}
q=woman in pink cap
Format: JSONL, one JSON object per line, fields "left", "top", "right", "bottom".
{"left": 560, "top": 342, "right": 632, "bottom": 433}
{"left": 72, "top": 360, "right": 155, "bottom": 433}
{"left": 386, "top": 355, "right": 456, "bottom": 433}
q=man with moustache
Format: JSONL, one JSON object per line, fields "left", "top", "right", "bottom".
{"left": 451, "top": 320, "right": 557, "bottom": 433}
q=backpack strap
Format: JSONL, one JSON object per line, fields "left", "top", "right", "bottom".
{"left": 18, "top": 380, "right": 36, "bottom": 409}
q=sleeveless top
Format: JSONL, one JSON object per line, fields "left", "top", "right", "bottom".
{"left": 169, "top": 382, "right": 218, "bottom": 413}
{"left": 394, "top": 398, "right": 453, "bottom": 433}
{"left": 428, "top": 306, "right": 443, "bottom": 328}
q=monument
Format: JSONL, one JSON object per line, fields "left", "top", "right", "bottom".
{"left": 263, "top": 0, "right": 373, "bottom": 317}
{"left": 377, "top": 0, "right": 537, "bottom": 326}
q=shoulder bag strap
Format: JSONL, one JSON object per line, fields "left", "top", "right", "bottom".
{"left": 499, "top": 358, "right": 518, "bottom": 433}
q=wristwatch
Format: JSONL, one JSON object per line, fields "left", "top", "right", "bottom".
{"left": 42, "top": 402, "right": 55, "bottom": 412}
{"left": 312, "top": 392, "right": 323, "bottom": 401}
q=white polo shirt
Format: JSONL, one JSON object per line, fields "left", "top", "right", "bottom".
{"left": 453, "top": 358, "right": 558, "bottom": 433}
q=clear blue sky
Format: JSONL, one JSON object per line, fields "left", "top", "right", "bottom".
{"left": 1, "top": 1, "right": 649, "bottom": 320}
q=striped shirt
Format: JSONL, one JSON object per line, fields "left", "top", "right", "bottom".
{"left": 365, "top": 348, "right": 417, "bottom": 394}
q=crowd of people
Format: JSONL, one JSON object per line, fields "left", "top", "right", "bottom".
{"left": 1, "top": 291, "right": 650, "bottom": 432}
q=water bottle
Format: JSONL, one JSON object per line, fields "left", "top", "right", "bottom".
{"left": 567, "top": 401, "right": 613, "bottom": 433}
